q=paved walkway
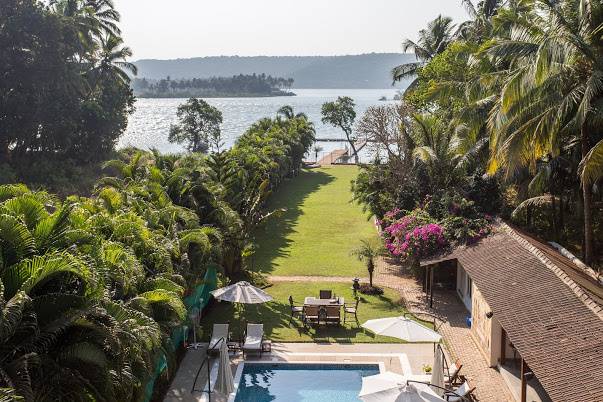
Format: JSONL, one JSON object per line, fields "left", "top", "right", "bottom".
{"left": 268, "top": 275, "right": 366, "bottom": 283}
{"left": 373, "top": 258, "right": 515, "bottom": 402}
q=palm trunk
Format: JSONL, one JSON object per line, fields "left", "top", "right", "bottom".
{"left": 581, "top": 124, "right": 594, "bottom": 265}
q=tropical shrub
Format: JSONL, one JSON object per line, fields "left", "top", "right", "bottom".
{"left": 380, "top": 195, "right": 493, "bottom": 262}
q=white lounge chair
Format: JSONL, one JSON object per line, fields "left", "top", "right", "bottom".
{"left": 242, "top": 323, "right": 264, "bottom": 357}
{"left": 209, "top": 323, "right": 229, "bottom": 354}
{"left": 444, "top": 380, "right": 475, "bottom": 401}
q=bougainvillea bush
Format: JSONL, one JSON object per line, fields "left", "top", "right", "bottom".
{"left": 380, "top": 196, "right": 493, "bottom": 262}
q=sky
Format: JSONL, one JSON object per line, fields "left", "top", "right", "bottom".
{"left": 114, "top": 0, "right": 468, "bottom": 60}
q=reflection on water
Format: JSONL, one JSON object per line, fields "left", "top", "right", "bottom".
{"left": 119, "top": 88, "right": 400, "bottom": 158}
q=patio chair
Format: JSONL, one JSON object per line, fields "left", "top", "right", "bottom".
{"left": 325, "top": 305, "right": 341, "bottom": 325}
{"left": 288, "top": 296, "right": 304, "bottom": 322}
{"left": 445, "top": 358, "right": 463, "bottom": 386}
{"left": 319, "top": 290, "right": 332, "bottom": 299}
{"left": 444, "top": 380, "right": 475, "bottom": 402}
{"left": 208, "top": 323, "right": 229, "bottom": 355}
{"left": 303, "top": 305, "right": 319, "bottom": 326}
{"left": 344, "top": 297, "right": 360, "bottom": 324}
{"left": 242, "top": 323, "right": 264, "bottom": 358}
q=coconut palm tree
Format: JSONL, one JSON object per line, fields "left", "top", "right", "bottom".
{"left": 87, "top": 34, "right": 137, "bottom": 91}
{"left": 392, "top": 15, "right": 456, "bottom": 88}
{"left": 486, "top": 0, "right": 603, "bottom": 264}
{"left": 410, "top": 114, "right": 465, "bottom": 192}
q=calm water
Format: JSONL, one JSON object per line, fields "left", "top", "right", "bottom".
{"left": 119, "top": 89, "right": 399, "bottom": 157}
{"left": 234, "top": 363, "right": 380, "bottom": 402}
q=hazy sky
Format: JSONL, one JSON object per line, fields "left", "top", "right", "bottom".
{"left": 114, "top": 0, "right": 468, "bottom": 60}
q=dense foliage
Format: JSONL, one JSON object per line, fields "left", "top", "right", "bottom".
{"left": 0, "top": 106, "right": 314, "bottom": 400}
{"left": 353, "top": 0, "right": 603, "bottom": 266}
{"left": 132, "top": 74, "right": 295, "bottom": 98}
{"left": 168, "top": 98, "right": 223, "bottom": 153}
{"left": 0, "top": 0, "right": 136, "bottom": 187}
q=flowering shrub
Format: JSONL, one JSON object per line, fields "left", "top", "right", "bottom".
{"left": 381, "top": 197, "right": 494, "bottom": 261}
{"left": 385, "top": 222, "right": 448, "bottom": 260}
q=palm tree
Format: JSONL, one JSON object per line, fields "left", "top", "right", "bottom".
{"left": 312, "top": 145, "right": 323, "bottom": 162}
{"left": 457, "top": 0, "right": 504, "bottom": 40}
{"left": 87, "top": 34, "right": 137, "bottom": 92}
{"left": 486, "top": 0, "right": 603, "bottom": 264}
{"left": 351, "top": 238, "right": 383, "bottom": 287}
{"left": 410, "top": 114, "right": 465, "bottom": 192}
{"left": 392, "top": 15, "right": 456, "bottom": 89}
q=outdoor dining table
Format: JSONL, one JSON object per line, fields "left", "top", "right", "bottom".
{"left": 303, "top": 296, "right": 345, "bottom": 306}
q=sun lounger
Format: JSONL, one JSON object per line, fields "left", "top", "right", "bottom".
{"left": 208, "top": 323, "right": 229, "bottom": 355}
{"left": 445, "top": 359, "right": 463, "bottom": 386}
{"left": 444, "top": 380, "right": 475, "bottom": 402}
{"left": 242, "top": 323, "right": 264, "bottom": 357}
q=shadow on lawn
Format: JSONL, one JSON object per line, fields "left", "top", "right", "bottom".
{"left": 250, "top": 169, "right": 335, "bottom": 275}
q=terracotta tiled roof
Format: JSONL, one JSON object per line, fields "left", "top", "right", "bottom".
{"left": 423, "top": 224, "right": 603, "bottom": 402}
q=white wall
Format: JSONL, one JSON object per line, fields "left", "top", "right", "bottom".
{"left": 456, "top": 264, "right": 472, "bottom": 311}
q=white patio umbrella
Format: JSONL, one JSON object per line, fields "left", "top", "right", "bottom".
{"left": 361, "top": 316, "right": 442, "bottom": 343}
{"left": 211, "top": 281, "right": 273, "bottom": 304}
{"left": 214, "top": 340, "right": 234, "bottom": 395}
{"left": 431, "top": 347, "right": 445, "bottom": 396}
{"left": 359, "top": 372, "right": 445, "bottom": 402}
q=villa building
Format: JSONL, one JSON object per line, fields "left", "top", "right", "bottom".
{"left": 421, "top": 223, "right": 603, "bottom": 402}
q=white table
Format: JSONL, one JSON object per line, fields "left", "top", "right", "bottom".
{"left": 303, "top": 296, "right": 344, "bottom": 306}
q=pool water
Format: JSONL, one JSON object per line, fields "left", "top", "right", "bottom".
{"left": 234, "top": 363, "right": 380, "bottom": 402}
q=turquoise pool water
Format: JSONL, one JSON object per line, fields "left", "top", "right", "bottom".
{"left": 234, "top": 363, "right": 380, "bottom": 402}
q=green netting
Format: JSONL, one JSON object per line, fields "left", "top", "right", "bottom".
{"left": 184, "top": 263, "right": 218, "bottom": 311}
{"left": 143, "top": 265, "right": 218, "bottom": 402}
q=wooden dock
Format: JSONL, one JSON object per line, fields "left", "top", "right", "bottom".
{"left": 317, "top": 149, "right": 349, "bottom": 165}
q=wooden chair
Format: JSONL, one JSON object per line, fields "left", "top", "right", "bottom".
{"left": 288, "top": 296, "right": 304, "bottom": 322}
{"left": 344, "top": 297, "right": 360, "bottom": 324}
{"left": 319, "top": 290, "right": 332, "bottom": 299}
{"left": 325, "top": 305, "right": 341, "bottom": 325}
{"left": 303, "top": 305, "right": 319, "bottom": 326}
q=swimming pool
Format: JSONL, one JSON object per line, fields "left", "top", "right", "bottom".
{"left": 233, "top": 362, "right": 380, "bottom": 402}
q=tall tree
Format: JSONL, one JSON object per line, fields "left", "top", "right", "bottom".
{"left": 168, "top": 98, "right": 223, "bottom": 153}
{"left": 321, "top": 96, "right": 358, "bottom": 163}
{"left": 486, "top": 0, "right": 603, "bottom": 264}
{"left": 391, "top": 15, "right": 456, "bottom": 89}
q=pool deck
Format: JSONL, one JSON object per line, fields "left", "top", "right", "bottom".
{"left": 164, "top": 342, "right": 436, "bottom": 402}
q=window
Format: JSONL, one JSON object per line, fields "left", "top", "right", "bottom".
{"left": 467, "top": 276, "right": 473, "bottom": 298}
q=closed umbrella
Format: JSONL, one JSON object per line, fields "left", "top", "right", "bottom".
{"left": 359, "top": 372, "right": 445, "bottom": 402}
{"left": 211, "top": 281, "right": 272, "bottom": 304}
{"left": 431, "top": 347, "right": 445, "bottom": 396}
{"left": 361, "top": 316, "right": 442, "bottom": 343}
{"left": 214, "top": 340, "right": 234, "bottom": 395}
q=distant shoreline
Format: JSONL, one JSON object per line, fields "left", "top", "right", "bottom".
{"left": 136, "top": 91, "right": 296, "bottom": 99}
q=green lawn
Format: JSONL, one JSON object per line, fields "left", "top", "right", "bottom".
{"left": 199, "top": 282, "right": 428, "bottom": 343}
{"left": 252, "top": 166, "right": 376, "bottom": 277}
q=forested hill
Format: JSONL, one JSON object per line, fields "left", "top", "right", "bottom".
{"left": 133, "top": 53, "right": 416, "bottom": 88}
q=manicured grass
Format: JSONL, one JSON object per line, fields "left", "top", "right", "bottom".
{"left": 199, "top": 282, "right": 429, "bottom": 343}
{"left": 252, "top": 166, "right": 376, "bottom": 277}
